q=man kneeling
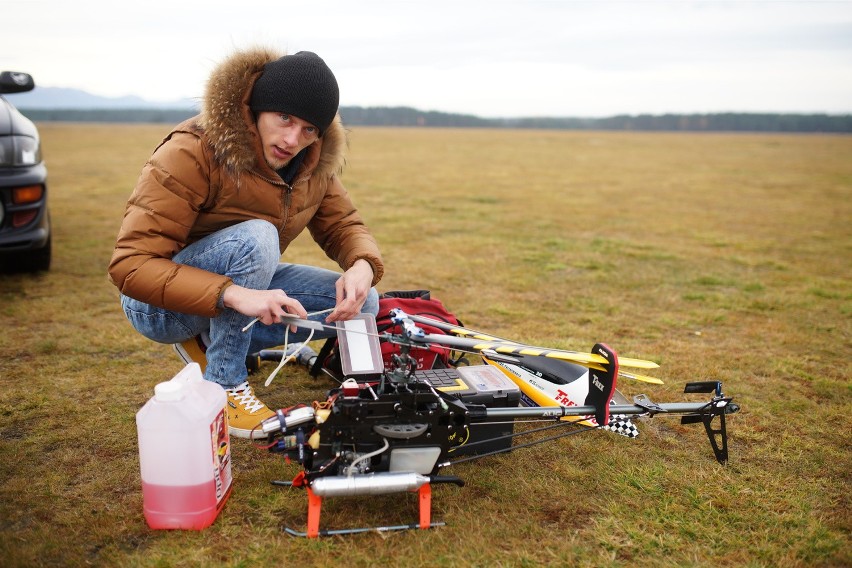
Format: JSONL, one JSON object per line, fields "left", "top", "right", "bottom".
{"left": 109, "top": 49, "right": 383, "bottom": 437}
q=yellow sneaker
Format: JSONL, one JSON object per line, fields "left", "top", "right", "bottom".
{"left": 225, "top": 381, "right": 274, "bottom": 439}
{"left": 173, "top": 334, "right": 210, "bottom": 372}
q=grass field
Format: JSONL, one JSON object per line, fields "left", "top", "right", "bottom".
{"left": 0, "top": 123, "right": 849, "bottom": 567}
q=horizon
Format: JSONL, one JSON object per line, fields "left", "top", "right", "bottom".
{"left": 7, "top": 84, "right": 852, "bottom": 121}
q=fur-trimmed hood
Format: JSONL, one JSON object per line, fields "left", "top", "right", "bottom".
{"left": 198, "top": 47, "right": 347, "bottom": 179}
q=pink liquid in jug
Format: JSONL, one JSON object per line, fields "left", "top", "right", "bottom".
{"left": 142, "top": 480, "right": 233, "bottom": 530}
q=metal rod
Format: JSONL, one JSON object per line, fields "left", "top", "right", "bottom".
{"left": 450, "top": 423, "right": 601, "bottom": 465}
{"left": 483, "top": 401, "right": 715, "bottom": 419}
{"left": 285, "top": 522, "right": 446, "bottom": 537}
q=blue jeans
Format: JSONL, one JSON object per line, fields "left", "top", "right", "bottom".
{"left": 120, "top": 220, "right": 379, "bottom": 387}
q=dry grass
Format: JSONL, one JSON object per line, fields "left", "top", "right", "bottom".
{"left": 0, "top": 124, "right": 850, "bottom": 567}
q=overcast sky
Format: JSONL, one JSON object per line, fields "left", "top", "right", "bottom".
{"left": 2, "top": 0, "right": 851, "bottom": 118}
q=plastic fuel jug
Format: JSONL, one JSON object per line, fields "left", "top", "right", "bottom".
{"left": 136, "top": 363, "right": 232, "bottom": 529}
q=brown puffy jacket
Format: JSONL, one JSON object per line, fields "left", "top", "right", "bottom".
{"left": 108, "top": 48, "right": 383, "bottom": 317}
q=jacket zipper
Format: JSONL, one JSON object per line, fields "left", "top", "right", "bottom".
{"left": 281, "top": 173, "right": 312, "bottom": 231}
{"left": 282, "top": 182, "right": 292, "bottom": 230}
{"left": 253, "top": 171, "right": 310, "bottom": 232}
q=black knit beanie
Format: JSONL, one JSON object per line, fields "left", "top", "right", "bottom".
{"left": 249, "top": 51, "right": 339, "bottom": 136}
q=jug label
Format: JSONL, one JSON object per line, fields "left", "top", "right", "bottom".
{"left": 210, "top": 408, "right": 232, "bottom": 504}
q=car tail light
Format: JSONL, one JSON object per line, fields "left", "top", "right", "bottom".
{"left": 12, "top": 185, "right": 43, "bottom": 204}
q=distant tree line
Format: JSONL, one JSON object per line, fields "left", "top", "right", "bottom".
{"left": 500, "top": 113, "right": 852, "bottom": 133}
{"left": 19, "top": 106, "right": 852, "bottom": 133}
{"left": 21, "top": 108, "right": 197, "bottom": 124}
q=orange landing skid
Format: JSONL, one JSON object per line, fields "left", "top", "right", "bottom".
{"left": 284, "top": 484, "right": 444, "bottom": 537}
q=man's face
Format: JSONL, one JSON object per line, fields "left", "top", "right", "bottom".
{"left": 256, "top": 112, "right": 320, "bottom": 171}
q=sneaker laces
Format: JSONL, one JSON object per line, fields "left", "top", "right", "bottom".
{"left": 227, "top": 382, "right": 266, "bottom": 414}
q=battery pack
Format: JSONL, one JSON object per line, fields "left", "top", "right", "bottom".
{"left": 415, "top": 365, "right": 520, "bottom": 456}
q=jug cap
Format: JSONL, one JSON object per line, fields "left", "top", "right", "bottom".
{"left": 154, "top": 380, "right": 185, "bottom": 402}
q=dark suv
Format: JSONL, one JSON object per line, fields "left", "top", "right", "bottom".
{"left": 0, "top": 71, "right": 50, "bottom": 272}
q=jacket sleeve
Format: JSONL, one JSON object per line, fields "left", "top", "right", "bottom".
{"left": 107, "top": 132, "right": 232, "bottom": 317}
{"left": 306, "top": 175, "right": 384, "bottom": 286}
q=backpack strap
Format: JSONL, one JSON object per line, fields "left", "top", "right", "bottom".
{"left": 380, "top": 290, "right": 431, "bottom": 300}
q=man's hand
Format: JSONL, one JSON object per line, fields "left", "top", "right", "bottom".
{"left": 222, "top": 285, "right": 307, "bottom": 327}
{"left": 327, "top": 259, "right": 374, "bottom": 322}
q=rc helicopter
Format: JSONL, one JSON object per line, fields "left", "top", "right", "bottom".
{"left": 243, "top": 309, "right": 739, "bottom": 537}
